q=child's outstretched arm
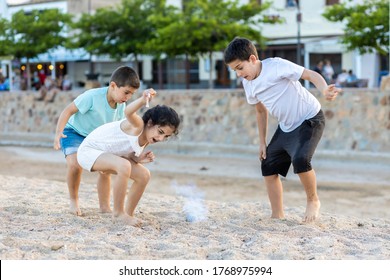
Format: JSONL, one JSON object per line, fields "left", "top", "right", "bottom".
{"left": 125, "top": 89, "right": 156, "bottom": 122}
{"left": 301, "top": 69, "right": 341, "bottom": 101}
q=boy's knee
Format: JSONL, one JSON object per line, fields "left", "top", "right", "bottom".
{"left": 262, "top": 160, "right": 290, "bottom": 177}
{"left": 264, "top": 174, "right": 279, "bottom": 183}
{"left": 67, "top": 155, "right": 82, "bottom": 170}
{"left": 292, "top": 156, "right": 312, "bottom": 173}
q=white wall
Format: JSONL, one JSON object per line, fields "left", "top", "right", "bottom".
{"left": 6, "top": 1, "right": 68, "bottom": 19}
{"left": 143, "top": 57, "right": 153, "bottom": 82}
{"left": 358, "top": 53, "right": 380, "bottom": 88}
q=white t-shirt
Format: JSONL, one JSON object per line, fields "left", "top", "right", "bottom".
{"left": 243, "top": 57, "right": 321, "bottom": 132}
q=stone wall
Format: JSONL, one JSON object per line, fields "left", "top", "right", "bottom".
{"left": 0, "top": 88, "right": 389, "bottom": 155}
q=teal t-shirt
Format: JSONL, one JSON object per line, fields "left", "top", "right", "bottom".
{"left": 66, "top": 87, "right": 126, "bottom": 136}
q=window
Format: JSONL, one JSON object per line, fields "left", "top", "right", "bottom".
{"left": 286, "top": 0, "right": 299, "bottom": 8}
{"left": 326, "top": 0, "right": 339, "bottom": 5}
{"left": 152, "top": 58, "right": 199, "bottom": 87}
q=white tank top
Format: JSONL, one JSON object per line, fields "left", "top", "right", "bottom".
{"left": 81, "top": 120, "right": 146, "bottom": 157}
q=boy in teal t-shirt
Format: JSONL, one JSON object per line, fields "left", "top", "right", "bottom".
{"left": 54, "top": 66, "right": 141, "bottom": 216}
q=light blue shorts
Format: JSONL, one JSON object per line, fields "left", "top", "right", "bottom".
{"left": 60, "top": 127, "right": 86, "bottom": 156}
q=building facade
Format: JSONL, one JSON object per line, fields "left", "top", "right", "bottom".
{"left": 1, "top": 0, "right": 388, "bottom": 90}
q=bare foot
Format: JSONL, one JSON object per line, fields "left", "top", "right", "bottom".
{"left": 113, "top": 213, "right": 142, "bottom": 227}
{"left": 270, "top": 209, "right": 285, "bottom": 219}
{"left": 100, "top": 206, "right": 112, "bottom": 214}
{"left": 303, "top": 200, "right": 321, "bottom": 222}
{"left": 271, "top": 212, "right": 285, "bottom": 219}
{"left": 70, "top": 200, "right": 82, "bottom": 216}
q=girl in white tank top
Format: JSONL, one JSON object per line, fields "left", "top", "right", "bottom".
{"left": 77, "top": 89, "right": 180, "bottom": 227}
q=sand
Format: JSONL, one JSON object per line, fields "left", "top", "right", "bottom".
{"left": 0, "top": 146, "right": 389, "bottom": 260}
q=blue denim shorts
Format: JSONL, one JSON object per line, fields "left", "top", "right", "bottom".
{"left": 60, "top": 127, "right": 86, "bottom": 156}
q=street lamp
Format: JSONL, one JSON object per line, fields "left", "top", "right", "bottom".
{"left": 287, "top": 0, "right": 302, "bottom": 65}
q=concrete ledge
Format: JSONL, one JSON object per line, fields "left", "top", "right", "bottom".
{"left": 0, "top": 132, "right": 54, "bottom": 147}
{"left": 150, "top": 141, "right": 390, "bottom": 164}
{"left": 2, "top": 133, "right": 390, "bottom": 164}
{"left": 1, "top": 88, "right": 390, "bottom": 153}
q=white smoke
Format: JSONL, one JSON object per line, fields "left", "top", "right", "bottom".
{"left": 171, "top": 181, "right": 208, "bottom": 223}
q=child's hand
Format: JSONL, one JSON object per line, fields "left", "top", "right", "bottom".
{"left": 259, "top": 145, "right": 267, "bottom": 161}
{"left": 143, "top": 88, "right": 156, "bottom": 107}
{"left": 53, "top": 132, "right": 67, "bottom": 150}
{"left": 323, "top": 84, "right": 341, "bottom": 101}
{"left": 138, "top": 150, "right": 155, "bottom": 164}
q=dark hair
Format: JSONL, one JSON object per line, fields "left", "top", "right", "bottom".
{"left": 110, "top": 66, "right": 140, "bottom": 88}
{"left": 224, "top": 37, "right": 259, "bottom": 64}
{"left": 142, "top": 105, "right": 181, "bottom": 135}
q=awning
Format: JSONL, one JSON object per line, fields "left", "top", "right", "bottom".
{"left": 21, "top": 47, "right": 90, "bottom": 63}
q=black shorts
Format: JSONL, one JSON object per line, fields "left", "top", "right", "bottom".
{"left": 261, "top": 110, "right": 325, "bottom": 177}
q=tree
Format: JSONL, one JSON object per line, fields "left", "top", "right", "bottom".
{"left": 143, "top": 0, "right": 178, "bottom": 89}
{"left": 149, "top": 0, "right": 281, "bottom": 89}
{"left": 146, "top": 2, "right": 188, "bottom": 89}
{"left": 68, "top": 0, "right": 160, "bottom": 77}
{"left": 67, "top": 11, "right": 106, "bottom": 77}
{"left": 322, "top": 0, "right": 389, "bottom": 56}
{"left": 7, "top": 9, "right": 71, "bottom": 90}
{"left": 0, "top": 17, "right": 12, "bottom": 57}
{"left": 109, "top": 0, "right": 160, "bottom": 71}
{"left": 189, "top": 0, "right": 280, "bottom": 89}
{"left": 67, "top": 0, "right": 281, "bottom": 89}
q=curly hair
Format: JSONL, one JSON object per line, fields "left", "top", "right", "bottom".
{"left": 142, "top": 105, "right": 181, "bottom": 135}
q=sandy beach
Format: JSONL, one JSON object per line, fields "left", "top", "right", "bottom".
{"left": 0, "top": 146, "right": 389, "bottom": 260}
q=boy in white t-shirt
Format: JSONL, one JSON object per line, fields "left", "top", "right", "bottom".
{"left": 224, "top": 37, "right": 341, "bottom": 222}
